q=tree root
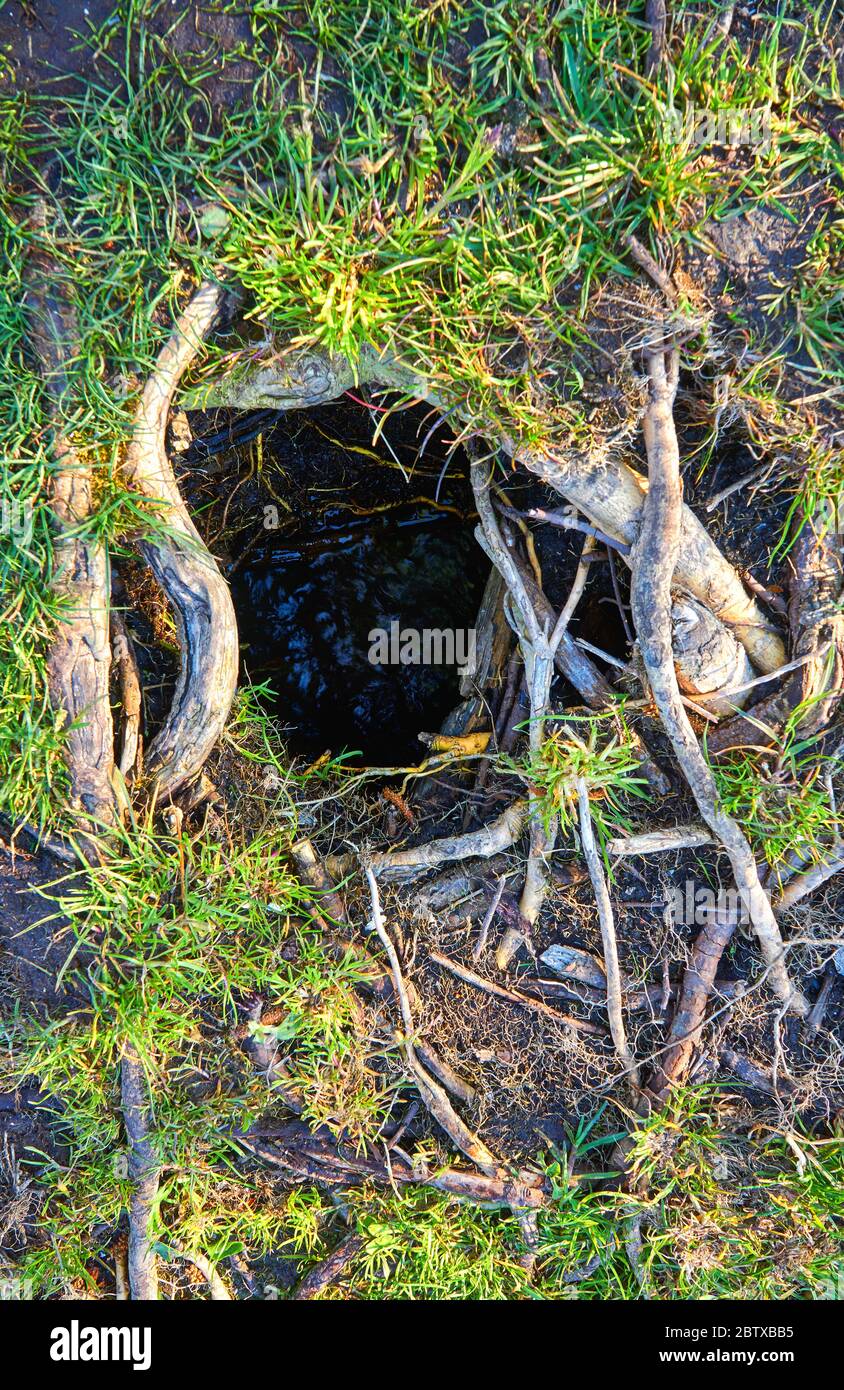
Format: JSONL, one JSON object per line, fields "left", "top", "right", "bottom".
{"left": 124, "top": 280, "right": 239, "bottom": 802}
{"left": 364, "top": 799, "right": 528, "bottom": 882}
{"left": 427, "top": 948, "right": 606, "bottom": 1036}
{"left": 629, "top": 346, "right": 805, "bottom": 1015}
{"left": 111, "top": 608, "right": 143, "bottom": 780}
{"left": 647, "top": 909, "right": 739, "bottom": 1106}
{"left": 239, "top": 1121, "right": 548, "bottom": 1210}
{"left": 24, "top": 201, "right": 117, "bottom": 835}
{"left": 291, "top": 1232, "right": 363, "bottom": 1300}
{"left": 120, "top": 1044, "right": 160, "bottom": 1300}
{"left": 364, "top": 865, "right": 500, "bottom": 1176}
{"left": 576, "top": 777, "right": 639, "bottom": 1086}
{"left": 706, "top": 499, "right": 844, "bottom": 755}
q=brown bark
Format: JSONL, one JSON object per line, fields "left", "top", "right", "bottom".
{"left": 291, "top": 1233, "right": 363, "bottom": 1300}
{"left": 648, "top": 911, "right": 738, "bottom": 1104}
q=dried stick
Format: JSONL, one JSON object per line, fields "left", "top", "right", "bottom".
{"left": 576, "top": 778, "right": 640, "bottom": 1086}
{"left": 120, "top": 1044, "right": 160, "bottom": 1300}
{"left": 629, "top": 347, "right": 805, "bottom": 1014}
{"left": 364, "top": 866, "right": 500, "bottom": 1176}
{"left": 125, "top": 281, "right": 239, "bottom": 801}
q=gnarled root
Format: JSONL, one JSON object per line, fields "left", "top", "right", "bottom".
{"left": 24, "top": 202, "right": 117, "bottom": 836}
{"left": 707, "top": 498, "right": 844, "bottom": 755}
{"left": 125, "top": 281, "right": 239, "bottom": 802}
{"left": 630, "top": 346, "right": 806, "bottom": 1015}
{"left": 363, "top": 799, "right": 528, "bottom": 883}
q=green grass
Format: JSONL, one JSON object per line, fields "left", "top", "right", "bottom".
{"left": 0, "top": 0, "right": 842, "bottom": 1300}
{"left": 511, "top": 707, "right": 648, "bottom": 846}
{"left": 710, "top": 719, "right": 841, "bottom": 877}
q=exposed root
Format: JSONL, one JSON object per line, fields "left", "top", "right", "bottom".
{"left": 648, "top": 909, "right": 739, "bottom": 1105}
{"left": 427, "top": 948, "right": 606, "bottom": 1036}
{"left": 291, "top": 1232, "right": 363, "bottom": 1300}
{"left": 240, "top": 1123, "right": 548, "bottom": 1209}
{"left": 576, "top": 777, "right": 640, "bottom": 1087}
{"left": 291, "top": 837, "right": 348, "bottom": 923}
{"left": 365, "top": 800, "right": 528, "bottom": 882}
{"left": 706, "top": 500, "right": 844, "bottom": 755}
{"left": 24, "top": 201, "right": 116, "bottom": 834}
{"left": 671, "top": 593, "right": 755, "bottom": 716}
{"left": 775, "top": 850, "right": 844, "bottom": 910}
{"left": 193, "top": 348, "right": 786, "bottom": 673}
{"left": 124, "top": 280, "right": 239, "bottom": 801}
{"left": 608, "top": 825, "right": 715, "bottom": 856}
{"left": 629, "top": 346, "right": 805, "bottom": 1015}
{"left": 506, "top": 536, "right": 671, "bottom": 794}
{"left": 471, "top": 442, "right": 588, "bottom": 964}
{"left": 120, "top": 1044, "right": 160, "bottom": 1301}
{"left": 166, "top": 1248, "right": 232, "bottom": 1300}
{"left": 364, "top": 865, "right": 500, "bottom": 1176}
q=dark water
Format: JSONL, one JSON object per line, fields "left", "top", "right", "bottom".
{"left": 227, "top": 415, "right": 487, "bottom": 762}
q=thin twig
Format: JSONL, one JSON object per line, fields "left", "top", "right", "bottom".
{"left": 427, "top": 949, "right": 606, "bottom": 1036}
{"left": 363, "top": 865, "right": 500, "bottom": 1176}
{"left": 474, "top": 875, "right": 506, "bottom": 961}
{"left": 576, "top": 778, "right": 640, "bottom": 1087}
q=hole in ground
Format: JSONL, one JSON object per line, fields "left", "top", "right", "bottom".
{"left": 190, "top": 397, "right": 488, "bottom": 764}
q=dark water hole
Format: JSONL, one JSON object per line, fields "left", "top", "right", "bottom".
{"left": 208, "top": 399, "right": 488, "bottom": 763}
